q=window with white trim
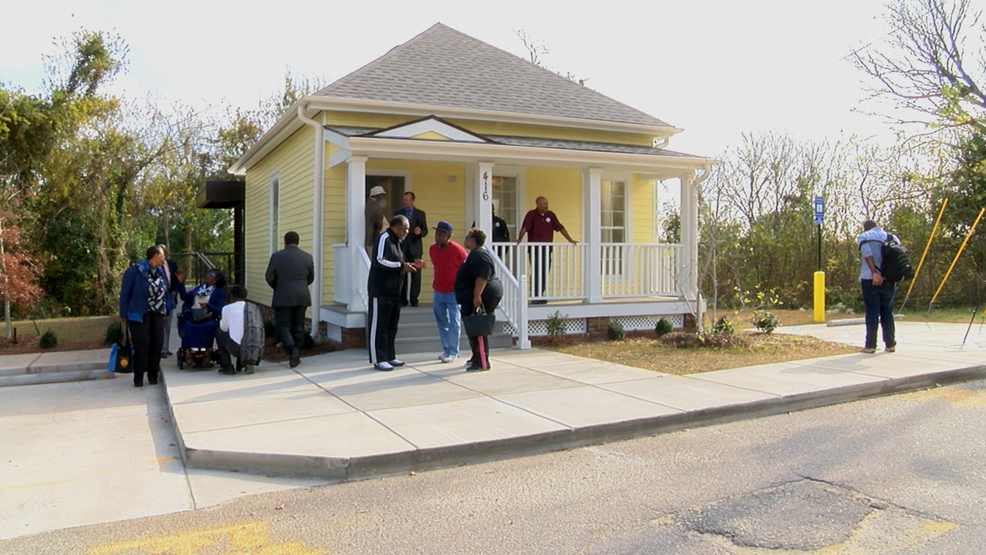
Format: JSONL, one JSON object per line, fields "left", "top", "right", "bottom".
{"left": 492, "top": 175, "right": 518, "bottom": 241}
{"left": 269, "top": 174, "right": 280, "bottom": 255}
{"left": 601, "top": 179, "right": 627, "bottom": 243}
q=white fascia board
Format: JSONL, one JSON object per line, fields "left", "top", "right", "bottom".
{"left": 374, "top": 118, "right": 486, "bottom": 142}
{"left": 304, "top": 96, "right": 683, "bottom": 139}
{"left": 347, "top": 137, "right": 713, "bottom": 176}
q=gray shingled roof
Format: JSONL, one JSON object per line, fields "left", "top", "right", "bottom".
{"left": 315, "top": 23, "right": 674, "bottom": 128}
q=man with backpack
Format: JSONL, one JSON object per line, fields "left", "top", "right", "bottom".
{"left": 217, "top": 285, "right": 263, "bottom": 375}
{"left": 857, "top": 220, "right": 909, "bottom": 354}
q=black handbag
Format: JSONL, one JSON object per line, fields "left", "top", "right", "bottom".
{"left": 110, "top": 327, "right": 134, "bottom": 373}
{"left": 462, "top": 307, "right": 496, "bottom": 337}
{"left": 189, "top": 307, "right": 211, "bottom": 323}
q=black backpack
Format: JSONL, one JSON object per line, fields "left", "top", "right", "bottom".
{"left": 864, "top": 232, "right": 914, "bottom": 283}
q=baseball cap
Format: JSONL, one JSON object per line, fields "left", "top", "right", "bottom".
{"left": 434, "top": 221, "right": 453, "bottom": 234}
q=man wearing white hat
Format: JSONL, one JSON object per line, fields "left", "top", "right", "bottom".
{"left": 365, "top": 186, "right": 388, "bottom": 252}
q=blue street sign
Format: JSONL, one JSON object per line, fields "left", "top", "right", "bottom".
{"left": 813, "top": 196, "right": 825, "bottom": 224}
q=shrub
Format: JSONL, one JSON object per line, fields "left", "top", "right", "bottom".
{"left": 660, "top": 331, "right": 748, "bottom": 349}
{"left": 39, "top": 330, "right": 58, "bottom": 349}
{"left": 104, "top": 320, "right": 124, "bottom": 345}
{"left": 752, "top": 310, "right": 781, "bottom": 334}
{"left": 606, "top": 320, "right": 625, "bottom": 340}
{"left": 711, "top": 316, "right": 734, "bottom": 336}
{"left": 545, "top": 311, "right": 568, "bottom": 337}
{"left": 655, "top": 317, "right": 673, "bottom": 337}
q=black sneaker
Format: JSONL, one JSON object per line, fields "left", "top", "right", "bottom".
{"left": 289, "top": 348, "right": 301, "bottom": 368}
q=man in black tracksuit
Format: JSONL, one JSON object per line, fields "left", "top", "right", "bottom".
{"left": 367, "top": 215, "right": 419, "bottom": 371}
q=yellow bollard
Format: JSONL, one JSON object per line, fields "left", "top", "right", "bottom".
{"left": 814, "top": 271, "right": 825, "bottom": 323}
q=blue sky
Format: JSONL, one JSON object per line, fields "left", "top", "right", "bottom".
{"left": 1, "top": 0, "right": 895, "bottom": 157}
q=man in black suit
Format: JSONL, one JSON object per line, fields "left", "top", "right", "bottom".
{"left": 158, "top": 244, "right": 183, "bottom": 358}
{"left": 395, "top": 191, "right": 428, "bottom": 306}
{"left": 265, "top": 231, "right": 315, "bottom": 368}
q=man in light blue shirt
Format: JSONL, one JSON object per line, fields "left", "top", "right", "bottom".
{"left": 857, "top": 220, "right": 897, "bottom": 353}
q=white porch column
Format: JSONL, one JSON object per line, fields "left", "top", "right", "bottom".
{"left": 347, "top": 156, "right": 368, "bottom": 311}
{"left": 583, "top": 168, "right": 603, "bottom": 303}
{"left": 311, "top": 123, "right": 325, "bottom": 337}
{"left": 679, "top": 173, "right": 699, "bottom": 299}
{"left": 473, "top": 162, "right": 494, "bottom": 235}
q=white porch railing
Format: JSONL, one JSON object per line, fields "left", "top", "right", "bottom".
{"left": 494, "top": 242, "right": 587, "bottom": 302}
{"left": 493, "top": 242, "right": 682, "bottom": 301}
{"left": 599, "top": 243, "right": 682, "bottom": 298}
{"left": 489, "top": 249, "right": 530, "bottom": 349}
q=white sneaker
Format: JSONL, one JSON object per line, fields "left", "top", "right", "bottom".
{"left": 440, "top": 354, "right": 457, "bottom": 364}
{"left": 389, "top": 359, "right": 405, "bottom": 367}
{"left": 374, "top": 362, "right": 394, "bottom": 371}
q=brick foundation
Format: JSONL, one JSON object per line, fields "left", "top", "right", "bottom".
{"left": 683, "top": 312, "right": 697, "bottom": 332}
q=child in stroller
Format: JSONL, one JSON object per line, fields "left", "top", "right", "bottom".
{"left": 176, "top": 270, "right": 226, "bottom": 369}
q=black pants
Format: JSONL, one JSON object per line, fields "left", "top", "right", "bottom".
{"left": 459, "top": 292, "right": 502, "bottom": 367}
{"left": 401, "top": 267, "right": 422, "bottom": 305}
{"left": 368, "top": 295, "right": 401, "bottom": 364}
{"left": 217, "top": 328, "right": 242, "bottom": 371}
{"left": 274, "top": 306, "right": 306, "bottom": 355}
{"left": 128, "top": 313, "right": 166, "bottom": 386}
{"left": 528, "top": 247, "right": 553, "bottom": 298}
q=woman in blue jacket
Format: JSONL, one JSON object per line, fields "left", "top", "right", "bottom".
{"left": 119, "top": 245, "right": 174, "bottom": 387}
{"left": 177, "top": 270, "right": 227, "bottom": 359}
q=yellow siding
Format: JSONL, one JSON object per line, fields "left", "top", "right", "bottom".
{"left": 244, "top": 126, "right": 315, "bottom": 308}
{"left": 412, "top": 131, "right": 452, "bottom": 141}
{"left": 321, "top": 144, "right": 348, "bottom": 305}
{"left": 632, "top": 175, "right": 655, "bottom": 243}
{"left": 522, "top": 167, "right": 583, "bottom": 242}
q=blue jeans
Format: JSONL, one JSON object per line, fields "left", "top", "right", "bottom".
{"left": 861, "top": 279, "right": 896, "bottom": 349}
{"left": 432, "top": 291, "right": 461, "bottom": 356}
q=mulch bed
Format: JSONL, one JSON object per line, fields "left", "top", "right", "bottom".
{"left": 0, "top": 335, "right": 107, "bottom": 355}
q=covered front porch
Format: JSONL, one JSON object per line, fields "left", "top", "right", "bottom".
{"left": 317, "top": 118, "right": 710, "bottom": 348}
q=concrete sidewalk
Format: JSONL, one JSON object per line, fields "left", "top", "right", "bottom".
{"left": 165, "top": 321, "right": 986, "bottom": 481}
{"left": 2, "top": 320, "right": 985, "bottom": 540}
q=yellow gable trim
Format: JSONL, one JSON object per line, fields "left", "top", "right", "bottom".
{"left": 413, "top": 131, "right": 453, "bottom": 141}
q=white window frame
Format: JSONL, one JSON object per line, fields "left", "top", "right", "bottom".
{"left": 492, "top": 165, "right": 524, "bottom": 242}
{"left": 269, "top": 172, "right": 280, "bottom": 256}
{"left": 601, "top": 172, "right": 632, "bottom": 281}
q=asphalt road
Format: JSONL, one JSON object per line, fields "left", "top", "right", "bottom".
{"left": 4, "top": 378, "right": 986, "bottom": 554}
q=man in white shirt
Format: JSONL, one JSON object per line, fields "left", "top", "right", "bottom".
{"left": 218, "top": 285, "right": 250, "bottom": 375}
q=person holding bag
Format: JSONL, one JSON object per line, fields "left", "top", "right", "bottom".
{"left": 455, "top": 228, "right": 502, "bottom": 371}
{"left": 118, "top": 245, "right": 173, "bottom": 387}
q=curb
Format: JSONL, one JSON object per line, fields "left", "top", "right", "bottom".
{"left": 173, "top": 363, "right": 986, "bottom": 481}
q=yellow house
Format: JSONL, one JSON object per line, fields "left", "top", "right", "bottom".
{"left": 230, "top": 23, "right": 713, "bottom": 349}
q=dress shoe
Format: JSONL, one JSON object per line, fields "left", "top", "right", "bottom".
{"left": 289, "top": 348, "right": 301, "bottom": 368}
{"left": 466, "top": 364, "right": 490, "bottom": 372}
{"left": 219, "top": 367, "right": 236, "bottom": 375}
{"left": 148, "top": 378, "right": 158, "bottom": 385}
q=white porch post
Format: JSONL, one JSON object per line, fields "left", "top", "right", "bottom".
{"left": 474, "top": 162, "right": 494, "bottom": 234}
{"left": 583, "top": 168, "right": 603, "bottom": 303}
{"left": 347, "top": 156, "right": 368, "bottom": 311}
{"left": 311, "top": 123, "right": 325, "bottom": 338}
{"left": 679, "top": 173, "right": 699, "bottom": 299}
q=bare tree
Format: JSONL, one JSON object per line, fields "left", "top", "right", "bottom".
{"left": 854, "top": 0, "right": 986, "bottom": 134}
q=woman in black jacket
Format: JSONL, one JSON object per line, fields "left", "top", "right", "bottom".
{"left": 455, "top": 228, "right": 502, "bottom": 371}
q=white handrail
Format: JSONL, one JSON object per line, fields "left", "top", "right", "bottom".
{"left": 489, "top": 247, "right": 529, "bottom": 349}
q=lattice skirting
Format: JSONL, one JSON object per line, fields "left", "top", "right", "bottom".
{"left": 503, "top": 314, "right": 683, "bottom": 337}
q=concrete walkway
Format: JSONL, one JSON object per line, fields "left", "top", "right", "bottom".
{"left": 2, "top": 320, "right": 985, "bottom": 539}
